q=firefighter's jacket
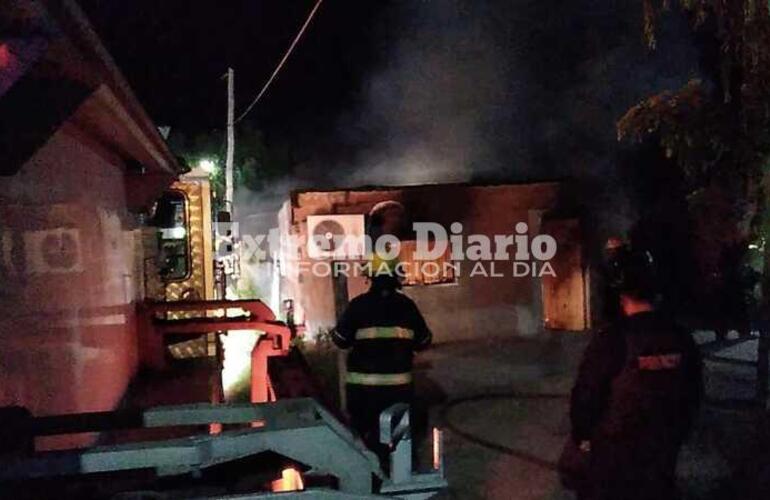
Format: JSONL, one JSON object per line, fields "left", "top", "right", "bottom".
{"left": 570, "top": 310, "right": 702, "bottom": 499}
{"left": 333, "top": 286, "right": 431, "bottom": 386}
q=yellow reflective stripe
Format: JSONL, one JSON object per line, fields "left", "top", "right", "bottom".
{"left": 346, "top": 372, "right": 413, "bottom": 385}
{"left": 355, "top": 326, "right": 414, "bottom": 341}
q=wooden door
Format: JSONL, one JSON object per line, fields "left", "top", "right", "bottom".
{"left": 540, "top": 218, "right": 587, "bottom": 331}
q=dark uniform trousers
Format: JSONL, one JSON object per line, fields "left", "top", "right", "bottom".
{"left": 333, "top": 285, "right": 432, "bottom": 460}
{"left": 347, "top": 383, "right": 413, "bottom": 456}
{"left": 570, "top": 311, "right": 702, "bottom": 500}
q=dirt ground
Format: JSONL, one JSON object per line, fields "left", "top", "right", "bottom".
{"left": 414, "top": 332, "right": 770, "bottom": 500}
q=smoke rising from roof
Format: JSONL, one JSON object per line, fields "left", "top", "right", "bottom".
{"left": 335, "top": 0, "right": 700, "bottom": 231}
{"left": 352, "top": 0, "right": 697, "bottom": 179}
{"left": 235, "top": 0, "right": 702, "bottom": 249}
{"left": 343, "top": 0, "right": 513, "bottom": 186}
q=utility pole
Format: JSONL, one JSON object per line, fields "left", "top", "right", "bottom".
{"left": 216, "top": 68, "right": 237, "bottom": 301}
{"left": 225, "top": 67, "right": 235, "bottom": 216}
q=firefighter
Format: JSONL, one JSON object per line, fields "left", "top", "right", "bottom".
{"left": 569, "top": 248, "right": 702, "bottom": 500}
{"left": 332, "top": 255, "right": 432, "bottom": 455}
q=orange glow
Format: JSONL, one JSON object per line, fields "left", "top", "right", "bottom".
{"left": 433, "top": 428, "right": 442, "bottom": 470}
{"left": 271, "top": 467, "right": 305, "bottom": 492}
{"left": 221, "top": 330, "right": 259, "bottom": 397}
{"left": 0, "top": 44, "right": 11, "bottom": 69}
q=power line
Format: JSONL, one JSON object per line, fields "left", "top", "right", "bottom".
{"left": 235, "top": 0, "right": 325, "bottom": 123}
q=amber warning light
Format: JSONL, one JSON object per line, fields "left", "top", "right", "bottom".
{"left": 271, "top": 467, "right": 305, "bottom": 492}
{"left": 433, "top": 427, "right": 444, "bottom": 471}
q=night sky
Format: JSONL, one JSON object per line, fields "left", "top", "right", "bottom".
{"left": 80, "top": 0, "right": 392, "bottom": 156}
{"left": 80, "top": 0, "right": 702, "bottom": 219}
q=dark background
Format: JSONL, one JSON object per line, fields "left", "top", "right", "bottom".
{"left": 79, "top": 1, "right": 697, "bottom": 173}
{"left": 80, "top": 0, "right": 705, "bottom": 243}
{"left": 78, "top": 0, "right": 717, "bottom": 309}
{"left": 80, "top": 0, "right": 392, "bottom": 161}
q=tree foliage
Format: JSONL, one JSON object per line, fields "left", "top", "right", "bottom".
{"left": 622, "top": 1, "right": 770, "bottom": 190}
{"left": 168, "top": 124, "right": 293, "bottom": 211}
{"left": 618, "top": 1, "right": 770, "bottom": 312}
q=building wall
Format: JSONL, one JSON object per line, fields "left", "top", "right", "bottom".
{"left": 282, "top": 183, "right": 574, "bottom": 343}
{"left": 0, "top": 124, "right": 140, "bottom": 444}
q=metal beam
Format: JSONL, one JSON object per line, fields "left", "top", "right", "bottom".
{"left": 0, "top": 399, "right": 380, "bottom": 495}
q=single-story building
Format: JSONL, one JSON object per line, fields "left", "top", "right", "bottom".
{"left": 277, "top": 181, "right": 590, "bottom": 343}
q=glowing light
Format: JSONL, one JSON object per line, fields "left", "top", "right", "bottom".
{"left": 0, "top": 44, "right": 11, "bottom": 69}
{"left": 433, "top": 428, "right": 443, "bottom": 471}
{"left": 220, "top": 330, "right": 259, "bottom": 397}
{"left": 198, "top": 158, "right": 217, "bottom": 174}
{"left": 159, "top": 227, "right": 186, "bottom": 239}
{"left": 271, "top": 467, "right": 304, "bottom": 492}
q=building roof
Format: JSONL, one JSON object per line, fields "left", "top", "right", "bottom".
{"left": 0, "top": 0, "right": 183, "bottom": 178}
{"left": 289, "top": 178, "right": 568, "bottom": 206}
{"left": 288, "top": 179, "right": 574, "bottom": 225}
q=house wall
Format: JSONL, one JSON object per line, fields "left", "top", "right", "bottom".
{"left": 0, "top": 124, "right": 141, "bottom": 446}
{"left": 282, "top": 183, "right": 572, "bottom": 342}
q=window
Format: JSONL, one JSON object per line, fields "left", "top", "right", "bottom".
{"left": 399, "top": 240, "right": 457, "bottom": 286}
{"left": 154, "top": 190, "right": 190, "bottom": 281}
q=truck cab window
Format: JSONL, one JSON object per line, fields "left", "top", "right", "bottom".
{"left": 154, "top": 190, "right": 190, "bottom": 281}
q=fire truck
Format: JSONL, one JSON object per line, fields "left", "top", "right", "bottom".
{"left": 0, "top": 1, "right": 445, "bottom": 497}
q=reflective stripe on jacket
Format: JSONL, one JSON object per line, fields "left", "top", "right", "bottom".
{"left": 355, "top": 326, "right": 414, "bottom": 340}
{"left": 346, "top": 371, "right": 413, "bottom": 385}
{"left": 333, "top": 286, "right": 432, "bottom": 378}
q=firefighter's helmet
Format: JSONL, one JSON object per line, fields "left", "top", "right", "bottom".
{"left": 369, "top": 253, "right": 400, "bottom": 277}
{"left": 609, "top": 244, "right": 658, "bottom": 300}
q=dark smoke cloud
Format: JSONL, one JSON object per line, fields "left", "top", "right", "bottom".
{"left": 337, "top": 0, "right": 700, "bottom": 230}
{"left": 342, "top": 0, "right": 515, "bottom": 185}
{"left": 236, "top": 0, "right": 701, "bottom": 238}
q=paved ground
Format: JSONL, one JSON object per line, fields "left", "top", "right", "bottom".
{"left": 414, "top": 332, "right": 770, "bottom": 500}
{"left": 108, "top": 330, "right": 770, "bottom": 499}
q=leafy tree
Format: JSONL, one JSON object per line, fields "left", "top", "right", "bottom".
{"left": 168, "top": 124, "right": 293, "bottom": 212}
{"left": 619, "top": 1, "right": 770, "bottom": 401}
{"left": 619, "top": 1, "right": 770, "bottom": 302}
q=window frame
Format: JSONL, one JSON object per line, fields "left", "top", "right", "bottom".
{"left": 156, "top": 189, "right": 193, "bottom": 282}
